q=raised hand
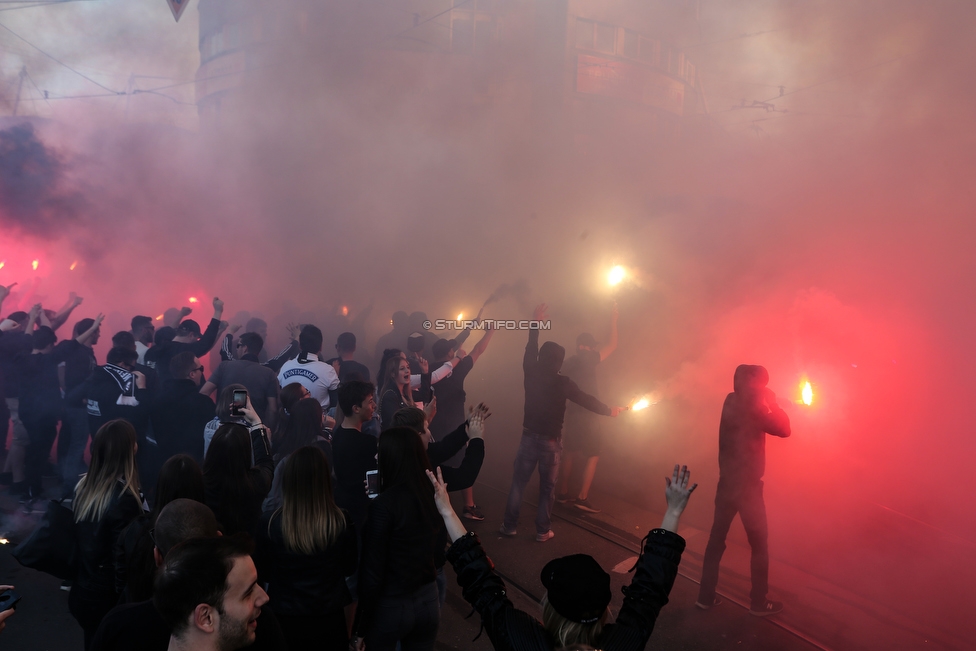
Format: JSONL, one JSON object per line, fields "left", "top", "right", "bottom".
{"left": 610, "top": 406, "right": 627, "bottom": 417}
{"left": 228, "top": 324, "right": 242, "bottom": 335}
{"left": 532, "top": 302, "right": 548, "bottom": 321}
{"left": 426, "top": 466, "right": 452, "bottom": 515}
{"left": 418, "top": 357, "right": 429, "bottom": 374}
{"left": 466, "top": 404, "right": 489, "bottom": 439}
{"left": 424, "top": 395, "right": 437, "bottom": 423}
{"left": 0, "top": 282, "right": 17, "bottom": 300}
{"left": 286, "top": 322, "right": 300, "bottom": 340}
{"left": 180, "top": 306, "right": 193, "bottom": 316}
{"left": 70, "top": 292, "right": 83, "bottom": 306}
{"left": 664, "top": 464, "right": 697, "bottom": 515}
{"left": 212, "top": 297, "right": 224, "bottom": 315}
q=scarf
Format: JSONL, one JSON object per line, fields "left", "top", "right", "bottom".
{"left": 104, "top": 363, "right": 139, "bottom": 406}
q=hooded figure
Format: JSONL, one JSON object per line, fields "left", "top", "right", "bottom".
{"left": 501, "top": 306, "right": 620, "bottom": 542}
{"left": 697, "top": 364, "right": 791, "bottom": 616}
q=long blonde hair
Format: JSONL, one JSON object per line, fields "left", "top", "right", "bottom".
{"left": 74, "top": 420, "right": 141, "bottom": 523}
{"left": 541, "top": 593, "right": 608, "bottom": 650}
{"left": 275, "top": 446, "right": 345, "bottom": 554}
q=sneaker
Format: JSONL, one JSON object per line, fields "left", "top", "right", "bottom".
{"left": 60, "top": 580, "right": 72, "bottom": 592}
{"left": 695, "top": 597, "right": 722, "bottom": 610}
{"left": 498, "top": 525, "right": 517, "bottom": 537}
{"left": 574, "top": 498, "right": 601, "bottom": 513}
{"left": 463, "top": 505, "right": 485, "bottom": 521}
{"left": 750, "top": 600, "right": 784, "bottom": 617}
{"left": 555, "top": 493, "right": 573, "bottom": 504}
{"left": 536, "top": 530, "right": 555, "bottom": 543}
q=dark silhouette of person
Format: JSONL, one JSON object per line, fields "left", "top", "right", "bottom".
{"left": 697, "top": 364, "right": 790, "bottom": 616}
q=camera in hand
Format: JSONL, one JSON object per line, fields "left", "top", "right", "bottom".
{"left": 365, "top": 470, "right": 380, "bottom": 499}
{"left": 231, "top": 389, "right": 248, "bottom": 415}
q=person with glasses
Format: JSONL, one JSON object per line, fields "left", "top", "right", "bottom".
{"left": 200, "top": 332, "right": 280, "bottom": 428}
{"left": 151, "top": 352, "right": 216, "bottom": 465}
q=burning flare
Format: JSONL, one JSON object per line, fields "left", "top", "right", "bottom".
{"left": 69, "top": 261, "right": 78, "bottom": 271}
{"left": 0, "top": 261, "right": 5, "bottom": 270}
{"left": 188, "top": 297, "right": 199, "bottom": 303}
{"left": 801, "top": 381, "right": 813, "bottom": 406}
{"left": 457, "top": 313, "right": 464, "bottom": 321}
{"left": 341, "top": 305, "right": 349, "bottom": 316}
{"left": 607, "top": 265, "right": 626, "bottom": 286}
{"left": 631, "top": 397, "right": 650, "bottom": 411}
{"left": 155, "top": 314, "right": 164, "bottom": 321}
{"left": 32, "top": 259, "right": 39, "bottom": 271}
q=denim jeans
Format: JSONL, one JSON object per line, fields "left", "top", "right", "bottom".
{"left": 502, "top": 430, "right": 562, "bottom": 535}
{"left": 698, "top": 479, "right": 769, "bottom": 607}
{"left": 365, "top": 581, "right": 439, "bottom": 651}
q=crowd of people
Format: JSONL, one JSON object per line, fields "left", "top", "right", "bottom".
{"left": 0, "top": 285, "right": 786, "bottom": 650}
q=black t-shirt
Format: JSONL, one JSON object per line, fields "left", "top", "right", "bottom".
{"left": 325, "top": 357, "right": 371, "bottom": 383}
{"left": 90, "top": 598, "right": 287, "bottom": 651}
{"left": 62, "top": 341, "right": 97, "bottom": 408}
{"left": 0, "top": 331, "right": 33, "bottom": 398}
{"left": 562, "top": 348, "right": 602, "bottom": 431}
{"left": 428, "top": 355, "right": 474, "bottom": 440}
{"left": 331, "top": 425, "right": 377, "bottom": 529}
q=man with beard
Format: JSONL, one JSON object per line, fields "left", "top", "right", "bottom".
{"left": 152, "top": 352, "right": 216, "bottom": 465}
{"left": 91, "top": 500, "right": 285, "bottom": 651}
{"left": 131, "top": 316, "right": 155, "bottom": 365}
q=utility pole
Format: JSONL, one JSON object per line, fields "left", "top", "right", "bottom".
{"left": 12, "top": 66, "right": 26, "bottom": 116}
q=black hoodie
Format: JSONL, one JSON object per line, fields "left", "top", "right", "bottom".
{"left": 151, "top": 378, "right": 216, "bottom": 463}
{"left": 522, "top": 329, "right": 610, "bottom": 439}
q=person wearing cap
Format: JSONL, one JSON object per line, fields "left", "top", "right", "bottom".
{"left": 696, "top": 365, "right": 791, "bottom": 617}
{"left": 145, "top": 297, "right": 224, "bottom": 381}
{"left": 427, "top": 325, "right": 494, "bottom": 521}
{"left": 430, "top": 462, "right": 695, "bottom": 650}
{"left": 557, "top": 302, "right": 619, "bottom": 514}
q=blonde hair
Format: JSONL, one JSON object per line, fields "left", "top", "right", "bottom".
{"left": 276, "top": 446, "right": 346, "bottom": 555}
{"left": 541, "top": 593, "right": 608, "bottom": 650}
{"left": 74, "top": 420, "right": 141, "bottom": 523}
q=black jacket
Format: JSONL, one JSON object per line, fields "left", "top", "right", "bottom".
{"left": 446, "top": 528, "right": 686, "bottom": 651}
{"left": 353, "top": 482, "right": 446, "bottom": 638}
{"left": 523, "top": 329, "right": 610, "bottom": 439}
{"left": 427, "top": 421, "right": 485, "bottom": 493}
{"left": 255, "top": 510, "right": 358, "bottom": 616}
{"left": 82, "top": 366, "right": 151, "bottom": 438}
{"left": 331, "top": 426, "right": 377, "bottom": 531}
{"left": 17, "top": 341, "right": 78, "bottom": 419}
{"left": 73, "top": 481, "right": 145, "bottom": 596}
{"left": 151, "top": 379, "right": 216, "bottom": 463}
{"left": 718, "top": 392, "right": 791, "bottom": 486}
{"left": 143, "top": 318, "right": 220, "bottom": 381}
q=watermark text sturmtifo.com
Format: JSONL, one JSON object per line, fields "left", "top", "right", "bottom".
{"left": 424, "top": 319, "right": 551, "bottom": 331}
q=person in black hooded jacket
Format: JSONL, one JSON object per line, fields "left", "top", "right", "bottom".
{"left": 144, "top": 297, "right": 223, "bottom": 381}
{"left": 429, "top": 463, "right": 695, "bottom": 651}
{"left": 151, "top": 351, "right": 215, "bottom": 464}
{"left": 500, "top": 303, "right": 624, "bottom": 543}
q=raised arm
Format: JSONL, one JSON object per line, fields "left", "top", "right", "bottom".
{"left": 49, "top": 292, "right": 84, "bottom": 332}
{"left": 25, "top": 303, "right": 41, "bottom": 332}
{"left": 761, "top": 389, "right": 791, "bottom": 438}
{"left": 0, "top": 282, "right": 16, "bottom": 317}
{"left": 564, "top": 378, "right": 624, "bottom": 417}
{"left": 165, "top": 306, "right": 193, "bottom": 328}
{"left": 74, "top": 314, "right": 105, "bottom": 346}
{"left": 467, "top": 325, "right": 494, "bottom": 364}
{"left": 524, "top": 303, "right": 547, "bottom": 373}
{"left": 599, "top": 301, "right": 618, "bottom": 361}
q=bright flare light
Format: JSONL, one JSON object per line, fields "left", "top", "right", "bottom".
{"left": 341, "top": 306, "right": 349, "bottom": 316}
{"left": 188, "top": 297, "right": 198, "bottom": 303}
{"left": 69, "top": 261, "right": 78, "bottom": 271}
{"left": 631, "top": 397, "right": 650, "bottom": 411}
{"left": 0, "top": 537, "right": 8, "bottom": 545}
{"left": 0, "top": 261, "right": 5, "bottom": 270}
{"left": 456, "top": 313, "right": 464, "bottom": 321}
{"left": 155, "top": 314, "right": 164, "bottom": 321}
{"left": 32, "top": 259, "right": 39, "bottom": 271}
{"left": 607, "top": 265, "right": 626, "bottom": 286}
{"left": 801, "top": 381, "right": 813, "bottom": 406}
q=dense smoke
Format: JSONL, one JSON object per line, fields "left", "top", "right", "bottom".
{"left": 1, "top": 0, "right": 975, "bottom": 645}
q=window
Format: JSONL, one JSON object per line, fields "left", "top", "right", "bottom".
{"left": 594, "top": 23, "right": 615, "bottom": 53}
{"left": 639, "top": 36, "right": 657, "bottom": 64}
{"left": 576, "top": 18, "right": 593, "bottom": 49}
{"left": 623, "top": 29, "right": 639, "bottom": 59}
{"left": 452, "top": 11, "right": 494, "bottom": 54}
{"left": 452, "top": 15, "right": 474, "bottom": 53}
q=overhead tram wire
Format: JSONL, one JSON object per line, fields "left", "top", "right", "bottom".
{"left": 0, "top": 19, "right": 124, "bottom": 94}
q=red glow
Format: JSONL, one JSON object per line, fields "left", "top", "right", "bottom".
{"left": 0, "top": 261, "right": 5, "bottom": 270}
{"left": 341, "top": 305, "right": 349, "bottom": 316}
{"left": 32, "top": 259, "right": 39, "bottom": 271}
{"left": 69, "top": 261, "right": 78, "bottom": 271}
{"left": 188, "top": 296, "right": 199, "bottom": 303}
{"left": 801, "top": 381, "right": 813, "bottom": 405}
{"left": 155, "top": 314, "right": 164, "bottom": 321}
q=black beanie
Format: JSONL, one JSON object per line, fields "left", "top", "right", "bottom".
{"left": 407, "top": 332, "right": 425, "bottom": 353}
{"left": 540, "top": 554, "right": 611, "bottom": 624}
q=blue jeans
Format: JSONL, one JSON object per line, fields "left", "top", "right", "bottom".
{"left": 502, "top": 430, "right": 562, "bottom": 535}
